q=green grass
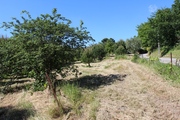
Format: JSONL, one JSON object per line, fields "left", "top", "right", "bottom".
{"left": 164, "top": 49, "right": 180, "bottom": 58}
{"left": 133, "top": 56, "right": 180, "bottom": 84}
{"left": 150, "top": 45, "right": 180, "bottom": 58}
{"left": 61, "top": 83, "right": 81, "bottom": 104}
{"left": 61, "top": 83, "right": 82, "bottom": 115}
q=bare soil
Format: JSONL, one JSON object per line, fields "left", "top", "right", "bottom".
{"left": 0, "top": 58, "right": 180, "bottom": 120}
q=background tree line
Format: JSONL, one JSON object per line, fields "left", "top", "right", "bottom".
{"left": 137, "top": 0, "right": 180, "bottom": 56}
{"left": 81, "top": 36, "right": 142, "bottom": 66}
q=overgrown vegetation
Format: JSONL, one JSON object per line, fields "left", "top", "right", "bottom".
{"left": 0, "top": 8, "right": 94, "bottom": 115}
{"left": 61, "top": 83, "right": 82, "bottom": 115}
{"left": 132, "top": 55, "right": 180, "bottom": 84}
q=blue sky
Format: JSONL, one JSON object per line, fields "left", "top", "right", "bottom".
{"left": 0, "top": 0, "right": 174, "bottom": 43}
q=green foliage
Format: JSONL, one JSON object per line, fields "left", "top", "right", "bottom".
{"left": 133, "top": 57, "right": 180, "bottom": 84}
{"left": 115, "top": 45, "right": 126, "bottom": 55}
{"left": 91, "top": 44, "right": 106, "bottom": 61}
{"left": 101, "top": 38, "right": 116, "bottom": 54}
{"left": 151, "top": 62, "right": 180, "bottom": 83}
{"left": 161, "top": 44, "right": 180, "bottom": 58}
{"left": 137, "top": 0, "right": 180, "bottom": 54}
{"left": 81, "top": 48, "right": 94, "bottom": 67}
{"left": 175, "top": 44, "right": 180, "bottom": 50}
{"left": 131, "top": 54, "right": 140, "bottom": 62}
{"left": 126, "top": 36, "right": 141, "bottom": 54}
{"left": 114, "top": 39, "right": 128, "bottom": 57}
{"left": 32, "top": 80, "right": 47, "bottom": 91}
{"left": 0, "top": 8, "right": 94, "bottom": 90}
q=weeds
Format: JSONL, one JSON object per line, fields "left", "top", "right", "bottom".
{"left": 61, "top": 83, "right": 82, "bottom": 115}
{"left": 132, "top": 57, "right": 180, "bottom": 84}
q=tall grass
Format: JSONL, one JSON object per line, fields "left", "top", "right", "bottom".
{"left": 61, "top": 83, "right": 82, "bottom": 114}
{"left": 132, "top": 55, "right": 180, "bottom": 84}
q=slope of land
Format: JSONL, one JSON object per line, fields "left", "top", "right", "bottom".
{"left": 0, "top": 58, "right": 180, "bottom": 120}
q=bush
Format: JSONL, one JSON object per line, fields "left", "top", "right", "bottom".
{"left": 81, "top": 48, "right": 94, "bottom": 67}
{"left": 131, "top": 54, "right": 140, "bottom": 62}
{"left": 115, "top": 45, "right": 126, "bottom": 55}
{"left": 92, "top": 44, "right": 106, "bottom": 61}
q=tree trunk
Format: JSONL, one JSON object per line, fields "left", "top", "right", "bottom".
{"left": 45, "top": 72, "right": 64, "bottom": 113}
{"left": 88, "top": 62, "right": 91, "bottom": 67}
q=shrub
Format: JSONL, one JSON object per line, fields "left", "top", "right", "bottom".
{"left": 131, "top": 54, "right": 140, "bottom": 62}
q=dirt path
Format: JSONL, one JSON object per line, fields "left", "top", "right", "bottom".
{"left": 0, "top": 58, "right": 180, "bottom": 120}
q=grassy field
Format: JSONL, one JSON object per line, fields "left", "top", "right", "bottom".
{"left": 1, "top": 57, "right": 180, "bottom": 119}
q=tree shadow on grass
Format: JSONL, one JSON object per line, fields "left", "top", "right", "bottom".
{"left": 0, "top": 106, "right": 35, "bottom": 120}
{"left": 62, "top": 74, "right": 127, "bottom": 90}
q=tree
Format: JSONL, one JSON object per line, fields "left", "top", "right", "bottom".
{"left": 101, "top": 38, "right": 116, "bottom": 54}
{"left": 1, "top": 8, "right": 94, "bottom": 112}
{"left": 81, "top": 48, "right": 94, "bottom": 67}
{"left": 91, "top": 44, "right": 106, "bottom": 61}
{"left": 114, "top": 39, "right": 127, "bottom": 55}
{"left": 137, "top": 22, "right": 157, "bottom": 52}
{"left": 115, "top": 45, "right": 126, "bottom": 55}
{"left": 116, "top": 39, "right": 126, "bottom": 50}
{"left": 137, "top": 0, "right": 180, "bottom": 55}
{"left": 172, "top": 0, "right": 180, "bottom": 44}
{"left": 126, "top": 36, "right": 141, "bottom": 54}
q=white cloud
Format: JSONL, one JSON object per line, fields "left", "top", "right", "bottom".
{"left": 148, "top": 5, "right": 158, "bottom": 13}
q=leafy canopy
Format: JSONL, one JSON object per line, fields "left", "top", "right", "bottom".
{"left": 0, "top": 8, "right": 94, "bottom": 90}
{"left": 137, "top": 0, "right": 180, "bottom": 54}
